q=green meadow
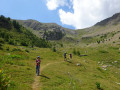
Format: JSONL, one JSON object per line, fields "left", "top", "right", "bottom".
{"left": 0, "top": 43, "right": 120, "bottom": 90}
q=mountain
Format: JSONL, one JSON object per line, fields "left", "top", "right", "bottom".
{"left": 95, "top": 13, "right": 120, "bottom": 26}
{"left": 17, "top": 19, "right": 76, "bottom": 41}
{"left": 15, "top": 12, "right": 120, "bottom": 45}
{"left": 76, "top": 13, "right": 120, "bottom": 45}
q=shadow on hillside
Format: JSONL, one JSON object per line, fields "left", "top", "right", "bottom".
{"left": 79, "top": 55, "right": 88, "bottom": 57}
{"left": 66, "top": 60, "right": 72, "bottom": 63}
{"left": 40, "top": 74, "right": 50, "bottom": 79}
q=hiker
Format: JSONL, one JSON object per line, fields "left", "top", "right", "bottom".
{"left": 70, "top": 53, "right": 72, "bottom": 59}
{"left": 36, "top": 56, "right": 41, "bottom": 76}
{"left": 64, "top": 52, "right": 67, "bottom": 61}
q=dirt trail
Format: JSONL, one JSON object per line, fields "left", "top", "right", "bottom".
{"left": 32, "top": 61, "right": 64, "bottom": 90}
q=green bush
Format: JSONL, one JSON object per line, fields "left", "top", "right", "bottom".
{"left": 99, "top": 50, "right": 108, "bottom": 53}
{"left": 113, "top": 41, "right": 115, "bottom": 43}
{"left": 96, "top": 82, "right": 103, "bottom": 90}
{"left": 60, "top": 43, "right": 63, "bottom": 47}
{"left": 0, "top": 44, "right": 3, "bottom": 50}
{"left": 97, "top": 40, "right": 100, "bottom": 44}
{"left": 73, "top": 49, "right": 77, "bottom": 55}
{"left": 73, "top": 49, "right": 80, "bottom": 56}
{"left": 8, "top": 40, "right": 14, "bottom": 45}
{"left": 6, "top": 47, "right": 10, "bottom": 51}
{"left": 96, "top": 82, "right": 100, "bottom": 89}
{"left": 9, "top": 55, "right": 22, "bottom": 59}
{"left": 21, "top": 42, "right": 28, "bottom": 46}
{"left": 52, "top": 47, "right": 56, "bottom": 52}
{"left": 77, "top": 50, "right": 80, "bottom": 56}
{"left": 25, "top": 49, "right": 29, "bottom": 53}
{"left": 0, "top": 38, "right": 4, "bottom": 44}
{"left": 0, "top": 70, "right": 10, "bottom": 89}
{"left": 12, "top": 48, "right": 21, "bottom": 52}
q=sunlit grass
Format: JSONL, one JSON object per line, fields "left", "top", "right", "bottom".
{"left": 0, "top": 43, "right": 120, "bottom": 90}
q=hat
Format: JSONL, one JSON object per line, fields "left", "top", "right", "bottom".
{"left": 37, "top": 56, "right": 40, "bottom": 58}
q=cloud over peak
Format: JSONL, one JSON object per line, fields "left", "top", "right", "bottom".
{"left": 46, "top": 0, "right": 120, "bottom": 29}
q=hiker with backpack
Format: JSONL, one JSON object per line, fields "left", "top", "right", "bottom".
{"left": 36, "top": 56, "right": 41, "bottom": 76}
{"left": 70, "top": 53, "right": 72, "bottom": 59}
{"left": 64, "top": 52, "right": 67, "bottom": 61}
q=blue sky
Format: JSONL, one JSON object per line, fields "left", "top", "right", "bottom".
{"left": 0, "top": 0, "right": 120, "bottom": 29}
{"left": 0, "top": 0, "right": 74, "bottom": 29}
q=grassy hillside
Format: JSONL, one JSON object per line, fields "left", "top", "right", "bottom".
{"left": 0, "top": 43, "right": 120, "bottom": 90}
{"left": 0, "top": 15, "right": 50, "bottom": 48}
{"left": 75, "top": 13, "right": 120, "bottom": 45}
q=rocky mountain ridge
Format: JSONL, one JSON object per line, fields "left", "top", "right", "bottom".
{"left": 17, "top": 19, "right": 76, "bottom": 40}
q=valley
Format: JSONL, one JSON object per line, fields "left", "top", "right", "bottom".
{"left": 0, "top": 13, "right": 120, "bottom": 90}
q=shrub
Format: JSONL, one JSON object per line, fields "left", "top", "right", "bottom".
{"left": 12, "top": 48, "right": 21, "bottom": 52}
{"left": 8, "top": 40, "right": 14, "bottom": 45}
{"left": 0, "top": 70, "right": 10, "bottom": 89}
{"left": 73, "top": 49, "right": 80, "bottom": 56}
{"left": 113, "top": 41, "right": 115, "bottom": 43}
{"left": 21, "top": 42, "right": 28, "bottom": 46}
{"left": 9, "top": 55, "right": 22, "bottom": 59}
{"left": 96, "top": 82, "right": 103, "bottom": 90}
{"left": 97, "top": 40, "right": 100, "bottom": 44}
{"left": 73, "top": 49, "right": 77, "bottom": 55}
{"left": 25, "top": 49, "right": 29, "bottom": 53}
{"left": 0, "top": 38, "right": 4, "bottom": 44}
{"left": 96, "top": 82, "right": 100, "bottom": 89}
{"left": 6, "top": 47, "right": 10, "bottom": 51}
{"left": 52, "top": 47, "right": 56, "bottom": 52}
{"left": 77, "top": 50, "right": 80, "bottom": 56}
{"left": 60, "top": 43, "right": 63, "bottom": 47}
{"left": 0, "top": 44, "right": 3, "bottom": 50}
{"left": 99, "top": 50, "right": 108, "bottom": 53}
{"left": 9, "top": 81, "right": 15, "bottom": 88}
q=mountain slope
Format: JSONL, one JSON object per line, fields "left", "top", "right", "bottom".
{"left": 95, "top": 13, "right": 120, "bottom": 26}
{"left": 16, "top": 12, "right": 120, "bottom": 45}
{"left": 17, "top": 19, "right": 76, "bottom": 41}
{"left": 76, "top": 13, "right": 120, "bottom": 45}
{"left": 0, "top": 15, "right": 50, "bottom": 48}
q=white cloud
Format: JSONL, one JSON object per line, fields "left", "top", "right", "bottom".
{"left": 46, "top": 0, "right": 120, "bottom": 29}
{"left": 46, "top": 0, "right": 68, "bottom": 10}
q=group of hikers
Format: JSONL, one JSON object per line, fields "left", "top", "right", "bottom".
{"left": 36, "top": 53, "right": 72, "bottom": 76}
{"left": 64, "top": 52, "right": 72, "bottom": 61}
